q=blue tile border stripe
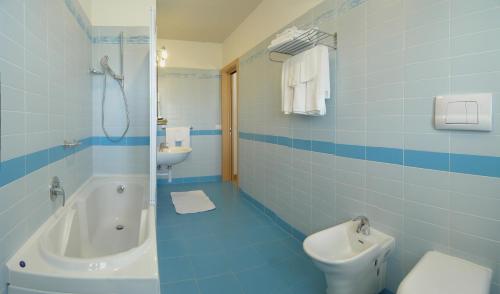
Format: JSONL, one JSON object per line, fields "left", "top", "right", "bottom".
{"left": 239, "top": 131, "right": 500, "bottom": 178}
{"left": 156, "top": 129, "right": 222, "bottom": 137}
{"left": 451, "top": 153, "right": 500, "bottom": 178}
{"left": 404, "top": 149, "right": 449, "bottom": 172}
{"left": 157, "top": 175, "right": 222, "bottom": 186}
{"left": 0, "top": 136, "right": 150, "bottom": 188}
{"left": 92, "top": 35, "right": 150, "bottom": 44}
{"left": 64, "top": 0, "right": 92, "bottom": 40}
{"left": 92, "top": 136, "right": 150, "bottom": 146}
{"left": 239, "top": 188, "right": 307, "bottom": 241}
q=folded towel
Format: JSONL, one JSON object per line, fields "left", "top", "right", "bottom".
{"left": 165, "top": 127, "right": 190, "bottom": 147}
{"left": 268, "top": 26, "right": 306, "bottom": 50}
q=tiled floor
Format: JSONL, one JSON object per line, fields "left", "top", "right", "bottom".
{"left": 156, "top": 182, "right": 326, "bottom": 294}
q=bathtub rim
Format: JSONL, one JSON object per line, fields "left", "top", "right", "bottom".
{"left": 7, "top": 175, "right": 159, "bottom": 278}
{"left": 38, "top": 175, "right": 153, "bottom": 270}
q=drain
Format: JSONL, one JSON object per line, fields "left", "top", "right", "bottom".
{"left": 116, "top": 225, "right": 125, "bottom": 231}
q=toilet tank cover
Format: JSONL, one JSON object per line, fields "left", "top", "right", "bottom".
{"left": 397, "top": 251, "right": 492, "bottom": 294}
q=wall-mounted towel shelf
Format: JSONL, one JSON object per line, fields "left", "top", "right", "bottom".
{"left": 268, "top": 29, "right": 337, "bottom": 63}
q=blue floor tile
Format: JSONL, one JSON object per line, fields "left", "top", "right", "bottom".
{"left": 159, "top": 257, "right": 195, "bottom": 283}
{"left": 224, "top": 246, "right": 267, "bottom": 273}
{"left": 184, "top": 235, "right": 224, "bottom": 255}
{"left": 156, "top": 183, "right": 327, "bottom": 294}
{"left": 161, "top": 280, "right": 199, "bottom": 294}
{"left": 236, "top": 264, "right": 291, "bottom": 294}
{"left": 158, "top": 238, "right": 189, "bottom": 259}
{"left": 190, "top": 252, "right": 231, "bottom": 279}
{"left": 197, "top": 274, "right": 244, "bottom": 294}
{"left": 253, "top": 239, "right": 295, "bottom": 264}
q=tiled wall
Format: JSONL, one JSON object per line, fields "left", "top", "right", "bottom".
{"left": 92, "top": 26, "right": 150, "bottom": 175}
{"left": 0, "top": 1, "right": 93, "bottom": 293}
{"left": 238, "top": 0, "right": 500, "bottom": 292}
{"left": 157, "top": 68, "right": 221, "bottom": 182}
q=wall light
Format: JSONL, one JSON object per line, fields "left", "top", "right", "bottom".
{"left": 157, "top": 46, "right": 168, "bottom": 68}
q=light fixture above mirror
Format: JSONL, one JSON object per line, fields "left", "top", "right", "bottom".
{"left": 157, "top": 47, "right": 168, "bottom": 68}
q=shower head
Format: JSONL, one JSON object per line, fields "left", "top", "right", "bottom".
{"left": 100, "top": 56, "right": 123, "bottom": 81}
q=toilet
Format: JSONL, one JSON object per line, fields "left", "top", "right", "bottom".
{"left": 397, "top": 251, "right": 492, "bottom": 294}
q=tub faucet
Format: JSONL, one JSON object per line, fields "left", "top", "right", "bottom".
{"left": 50, "top": 176, "right": 66, "bottom": 207}
{"left": 353, "top": 215, "right": 370, "bottom": 235}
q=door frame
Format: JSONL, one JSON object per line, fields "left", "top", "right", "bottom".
{"left": 220, "top": 59, "right": 239, "bottom": 183}
{"left": 148, "top": 6, "right": 157, "bottom": 205}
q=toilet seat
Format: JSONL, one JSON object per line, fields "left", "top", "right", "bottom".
{"left": 397, "top": 251, "right": 492, "bottom": 294}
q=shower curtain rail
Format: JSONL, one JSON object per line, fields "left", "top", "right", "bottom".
{"left": 268, "top": 29, "right": 337, "bottom": 63}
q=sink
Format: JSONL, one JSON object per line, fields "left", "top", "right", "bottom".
{"left": 303, "top": 219, "right": 395, "bottom": 294}
{"left": 157, "top": 146, "right": 192, "bottom": 166}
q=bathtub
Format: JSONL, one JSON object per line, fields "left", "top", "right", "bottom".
{"left": 6, "top": 176, "right": 160, "bottom": 294}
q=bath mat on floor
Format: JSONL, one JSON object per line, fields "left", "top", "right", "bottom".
{"left": 170, "top": 190, "right": 216, "bottom": 214}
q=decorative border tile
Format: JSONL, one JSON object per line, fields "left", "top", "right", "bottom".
{"left": 239, "top": 131, "right": 500, "bottom": 178}
{"left": 157, "top": 175, "right": 221, "bottom": 185}
{"left": 156, "top": 129, "right": 222, "bottom": 136}
{"left": 64, "top": 0, "right": 92, "bottom": 39}
{"left": 239, "top": 189, "right": 307, "bottom": 241}
{"left": 92, "top": 35, "right": 150, "bottom": 44}
{"left": 338, "top": 0, "right": 368, "bottom": 14}
{"left": 0, "top": 136, "right": 149, "bottom": 188}
{"left": 158, "top": 69, "right": 221, "bottom": 79}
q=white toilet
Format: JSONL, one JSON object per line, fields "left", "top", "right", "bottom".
{"left": 397, "top": 251, "right": 492, "bottom": 294}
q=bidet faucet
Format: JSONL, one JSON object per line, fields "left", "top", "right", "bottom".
{"left": 353, "top": 215, "right": 370, "bottom": 235}
{"left": 50, "top": 176, "right": 66, "bottom": 207}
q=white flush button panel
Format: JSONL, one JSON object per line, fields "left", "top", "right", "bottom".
{"left": 435, "top": 93, "right": 492, "bottom": 131}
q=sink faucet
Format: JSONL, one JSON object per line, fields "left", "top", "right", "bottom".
{"left": 50, "top": 176, "right": 66, "bottom": 207}
{"left": 353, "top": 216, "right": 370, "bottom": 235}
{"left": 160, "top": 142, "right": 169, "bottom": 151}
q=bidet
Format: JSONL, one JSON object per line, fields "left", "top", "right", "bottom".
{"left": 303, "top": 218, "right": 395, "bottom": 294}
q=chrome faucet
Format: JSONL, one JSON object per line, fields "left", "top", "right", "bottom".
{"left": 50, "top": 176, "right": 66, "bottom": 207}
{"left": 160, "top": 142, "right": 169, "bottom": 151}
{"left": 353, "top": 216, "right": 370, "bottom": 235}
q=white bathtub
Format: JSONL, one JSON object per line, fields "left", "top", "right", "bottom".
{"left": 6, "top": 176, "right": 160, "bottom": 294}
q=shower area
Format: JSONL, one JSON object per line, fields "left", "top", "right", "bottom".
{"left": 1, "top": 2, "right": 159, "bottom": 293}
{"left": 91, "top": 27, "right": 151, "bottom": 174}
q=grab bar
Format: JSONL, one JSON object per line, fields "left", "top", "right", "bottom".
{"left": 63, "top": 140, "right": 81, "bottom": 149}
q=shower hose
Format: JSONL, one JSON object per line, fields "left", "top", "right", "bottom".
{"left": 101, "top": 72, "right": 130, "bottom": 142}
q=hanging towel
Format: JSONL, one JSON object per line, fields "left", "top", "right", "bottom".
{"left": 281, "top": 45, "right": 331, "bottom": 116}
{"left": 165, "top": 127, "right": 191, "bottom": 147}
{"left": 301, "top": 45, "right": 330, "bottom": 115}
{"left": 281, "top": 60, "right": 293, "bottom": 114}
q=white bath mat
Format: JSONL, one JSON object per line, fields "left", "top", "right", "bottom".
{"left": 170, "top": 190, "right": 216, "bottom": 214}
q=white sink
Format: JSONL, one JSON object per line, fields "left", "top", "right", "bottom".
{"left": 157, "top": 146, "right": 192, "bottom": 166}
{"left": 303, "top": 219, "right": 395, "bottom": 294}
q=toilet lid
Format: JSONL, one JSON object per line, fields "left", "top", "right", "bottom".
{"left": 397, "top": 251, "right": 492, "bottom": 294}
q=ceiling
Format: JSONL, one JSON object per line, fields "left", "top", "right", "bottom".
{"left": 157, "top": 0, "right": 263, "bottom": 42}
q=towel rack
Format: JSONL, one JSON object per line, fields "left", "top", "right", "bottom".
{"left": 268, "top": 29, "right": 337, "bottom": 63}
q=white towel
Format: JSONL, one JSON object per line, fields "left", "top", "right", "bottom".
{"left": 301, "top": 45, "right": 330, "bottom": 115}
{"left": 268, "top": 26, "right": 305, "bottom": 50}
{"left": 165, "top": 127, "right": 190, "bottom": 147}
{"left": 170, "top": 190, "right": 215, "bottom": 214}
{"left": 281, "top": 46, "right": 330, "bottom": 116}
{"left": 281, "top": 60, "right": 293, "bottom": 114}
{"left": 287, "top": 54, "right": 307, "bottom": 115}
